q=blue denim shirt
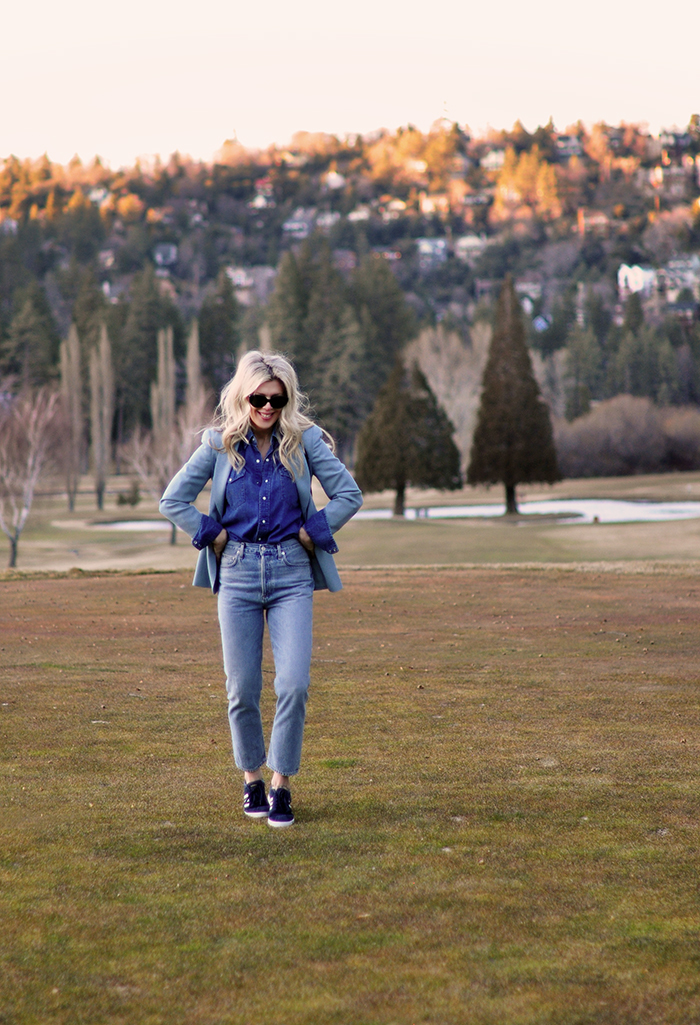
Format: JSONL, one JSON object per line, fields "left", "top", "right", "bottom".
{"left": 191, "top": 431, "right": 337, "bottom": 553}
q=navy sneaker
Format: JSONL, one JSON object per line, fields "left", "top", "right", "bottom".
{"left": 267, "top": 786, "right": 294, "bottom": 828}
{"left": 243, "top": 779, "right": 269, "bottom": 819}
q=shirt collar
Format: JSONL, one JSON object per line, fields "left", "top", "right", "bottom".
{"left": 246, "top": 428, "right": 279, "bottom": 453}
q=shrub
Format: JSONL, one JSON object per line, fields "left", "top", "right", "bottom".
{"left": 554, "top": 395, "right": 666, "bottom": 477}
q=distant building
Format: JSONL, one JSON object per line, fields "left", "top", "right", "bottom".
{"left": 347, "top": 205, "right": 371, "bottom": 222}
{"left": 324, "top": 170, "right": 346, "bottom": 190}
{"left": 659, "top": 254, "right": 700, "bottom": 302}
{"left": 153, "top": 243, "right": 178, "bottom": 268}
{"left": 98, "top": 248, "right": 115, "bottom": 269}
{"left": 556, "top": 135, "right": 583, "bottom": 159}
{"left": 454, "top": 234, "right": 488, "bottom": 265}
{"left": 577, "top": 208, "right": 610, "bottom": 237}
{"left": 381, "top": 198, "right": 407, "bottom": 222}
{"left": 618, "top": 264, "right": 657, "bottom": 297}
{"left": 315, "top": 211, "right": 341, "bottom": 230}
{"left": 282, "top": 208, "right": 316, "bottom": 239}
{"left": 225, "top": 265, "right": 277, "bottom": 306}
{"left": 419, "top": 193, "right": 450, "bottom": 216}
{"left": 249, "top": 193, "right": 275, "bottom": 210}
{"left": 480, "top": 150, "right": 505, "bottom": 171}
{"left": 416, "top": 237, "right": 448, "bottom": 272}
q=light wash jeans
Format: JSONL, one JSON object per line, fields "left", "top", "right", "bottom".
{"left": 217, "top": 539, "right": 314, "bottom": 777}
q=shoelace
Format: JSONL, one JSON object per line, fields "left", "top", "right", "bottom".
{"left": 245, "top": 781, "right": 266, "bottom": 807}
{"left": 271, "top": 788, "right": 292, "bottom": 816}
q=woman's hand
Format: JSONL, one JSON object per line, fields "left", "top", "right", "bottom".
{"left": 298, "top": 526, "right": 315, "bottom": 553}
{"left": 211, "top": 528, "right": 228, "bottom": 558}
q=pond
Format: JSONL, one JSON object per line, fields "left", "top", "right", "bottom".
{"left": 354, "top": 499, "right": 700, "bottom": 525}
{"left": 56, "top": 499, "right": 700, "bottom": 534}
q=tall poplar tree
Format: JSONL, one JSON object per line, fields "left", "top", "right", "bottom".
{"left": 59, "top": 323, "right": 83, "bottom": 511}
{"left": 355, "top": 360, "right": 461, "bottom": 516}
{"left": 89, "top": 324, "right": 114, "bottom": 510}
{"left": 467, "top": 276, "right": 559, "bottom": 513}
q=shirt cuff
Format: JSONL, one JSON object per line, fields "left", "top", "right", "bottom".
{"left": 304, "top": 509, "right": 338, "bottom": 554}
{"left": 192, "top": 515, "right": 225, "bottom": 550}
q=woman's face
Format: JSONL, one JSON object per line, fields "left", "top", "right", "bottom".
{"left": 248, "top": 377, "right": 287, "bottom": 434}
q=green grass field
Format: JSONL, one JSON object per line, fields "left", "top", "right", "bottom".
{"left": 2, "top": 561, "right": 700, "bottom": 1023}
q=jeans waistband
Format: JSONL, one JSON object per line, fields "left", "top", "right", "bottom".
{"left": 223, "top": 538, "right": 304, "bottom": 556}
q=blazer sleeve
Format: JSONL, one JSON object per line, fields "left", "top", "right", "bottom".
{"left": 159, "top": 430, "right": 220, "bottom": 540}
{"left": 303, "top": 427, "right": 363, "bottom": 541}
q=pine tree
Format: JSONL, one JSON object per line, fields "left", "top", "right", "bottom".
{"left": 115, "top": 266, "right": 180, "bottom": 434}
{"left": 1, "top": 282, "right": 59, "bottom": 387}
{"left": 267, "top": 244, "right": 315, "bottom": 382}
{"left": 348, "top": 254, "right": 417, "bottom": 393}
{"left": 467, "top": 276, "right": 559, "bottom": 513}
{"left": 314, "top": 304, "right": 367, "bottom": 459}
{"left": 89, "top": 324, "right": 114, "bottom": 510}
{"left": 127, "top": 325, "right": 208, "bottom": 545}
{"left": 198, "top": 271, "right": 240, "bottom": 394}
{"left": 355, "top": 360, "right": 462, "bottom": 516}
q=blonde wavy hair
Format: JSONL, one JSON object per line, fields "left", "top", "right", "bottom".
{"left": 213, "top": 350, "right": 332, "bottom": 475}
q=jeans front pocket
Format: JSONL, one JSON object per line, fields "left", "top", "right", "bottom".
{"left": 281, "top": 543, "right": 311, "bottom": 569}
{"left": 221, "top": 543, "right": 245, "bottom": 570}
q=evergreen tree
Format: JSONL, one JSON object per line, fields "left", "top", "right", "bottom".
{"left": 622, "top": 291, "right": 644, "bottom": 335}
{"left": 198, "top": 270, "right": 240, "bottom": 394}
{"left": 349, "top": 253, "right": 417, "bottom": 394}
{"left": 314, "top": 303, "right": 366, "bottom": 459}
{"left": 564, "top": 326, "right": 602, "bottom": 420}
{"left": 355, "top": 360, "right": 462, "bottom": 516}
{"left": 467, "top": 276, "right": 559, "bottom": 513}
{"left": 1, "top": 282, "right": 60, "bottom": 386}
{"left": 114, "top": 265, "right": 180, "bottom": 435}
{"left": 267, "top": 244, "right": 316, "bottom": 382}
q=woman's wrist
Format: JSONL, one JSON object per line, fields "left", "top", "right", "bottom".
{"left": 212, "top": 528, "right": 228, "bottom": 556}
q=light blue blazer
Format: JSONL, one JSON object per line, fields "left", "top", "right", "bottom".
{"left": 159, "top": 424, "right": 363, "bottom": 593}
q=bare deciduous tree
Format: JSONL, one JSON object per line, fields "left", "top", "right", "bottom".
{"left": 89, "top": 324, "right": 114, "bottom": 510}
{"left": 404, "top": 321, "right": 490, "bottom": 472}
{"left": 0, "top": 387, "right": 60, "bottom": 568}
{"left": 59, "top": 323, "right": 84, "bottom": 511}
{"left": 126, "top": 322, "right": 212, "bottom": 544}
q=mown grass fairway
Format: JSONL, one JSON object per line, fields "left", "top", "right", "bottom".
{"left": 2, "top": 566, "right": 700, "bottom": 1024}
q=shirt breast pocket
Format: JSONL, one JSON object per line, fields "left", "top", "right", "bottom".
{"left": 225, "top": 467, "right": 249, "bottom": 505}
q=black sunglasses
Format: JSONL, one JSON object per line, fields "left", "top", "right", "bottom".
{"left": 248, "top": 392, "right": 288, "bottom": 410}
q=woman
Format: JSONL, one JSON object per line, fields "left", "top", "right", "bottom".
{"left": 160, "top": 351, "right": 362, "bottom": 827}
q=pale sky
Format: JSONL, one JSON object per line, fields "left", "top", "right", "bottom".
{"left": 2, "top": 0, "right": 698, "bottom": 167}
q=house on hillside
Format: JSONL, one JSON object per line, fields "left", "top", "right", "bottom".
{"left": 659, "top": 255, "right": 700, "bottom": 302}
{"left": 617, "top": 263, "right": 657, "bottom": 298}
{"left": 480, "top": 150, "right": 505, "bottom": 171}
{"left": 419, "top": 193, "right": 450, "bottom": 216}
{"left": 577, "top": 208, "right": 610, "bottom": 237}
{"left": 282, "top": 208, "right": 316, "bottom": 239}
{"left": 556, "top": 135, "right": 583, "bottom": 159}
{"left": 416, "top": 237, "right": 447, "bottom": 272}
{"left": 153, "top": 243, "right": 178, "bottom": 268}
{"left": 454, "top": 234, "right": 488, "bottom": 265}
{"left": 226, "top": 266, "right": 277, "bottom": 306}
